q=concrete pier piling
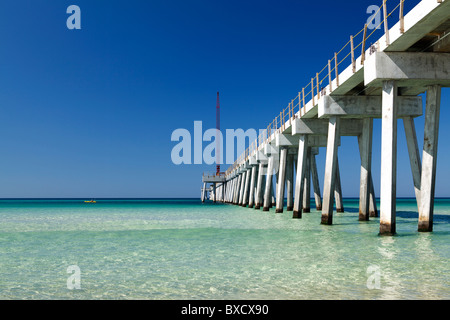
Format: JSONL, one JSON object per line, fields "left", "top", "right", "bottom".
{"left": 419, "top": 85, "right": 441, "bottom": 232}
{"left": 369, "top": 174, "right": 378, "bottom": 217}
{"left": 234, "top": 174, "right": 242, "bottom": 205}
{"left": 310, "top": 151, "right": 322, "bottom": 211}
{"left": 263, "top": 156, "right": 275, "bottom": 211}
{"left": 334, "top": 157, "right": 344, "bottom": 213}
{"left": 358, "top": 118, "right": 373, "bottom": 221}
{"left": 275, "top": 147, "right": 288, "bottom": 213}
{"left": 272, "top": 172, "right": 277, "bottom": 208}
{"left": 286, "top": 153, "right": 295, "bottom": 211}
{"left": 379, "top": 80, "right": 398, "bottom": 236}
{"left": 321, "top": 117, "right": 340, "bottom": 225}
{"left": 302, "top": 147, "right": 311, "bottom": 213}
{"left": 255, "top": 163, "right": 265, "bottom": 210}
{"left": 242, "top": 169, "right": 251, "bottom": 207}
{"left": 403, "top": 116, "right": 422, "bottom": 212}
{"left": 248, "top": 165, "right": 257, "bottom": 208}
{"left": 202, "top": 182, "right": 206, "bottom": 203}
{"left": 293, "top": 135, "right": 308, "bottom": 219}
{"left": 238, "top": 171, "right": 246, "bottom": 206}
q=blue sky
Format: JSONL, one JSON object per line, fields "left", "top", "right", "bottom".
{"left": 0, "top": 0, "right": 448, "bottom": 198}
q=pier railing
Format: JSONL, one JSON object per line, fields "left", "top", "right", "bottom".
{"left": 203, "top": 172, "right": 226, "bottom": 178}
{"left": 225, "top": 0, "right": 414, "bottom": 177}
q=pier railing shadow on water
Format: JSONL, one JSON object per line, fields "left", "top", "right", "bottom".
{"left": 396, "top": 211, "right": 450, "bottom": 224}
{"left": 320, "top": 203, "right": 450, "bottom": 227}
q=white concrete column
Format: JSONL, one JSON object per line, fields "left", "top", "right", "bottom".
{"left": 293, "top": 135, "right": 308, "bottom": 219}
{"left": 234, "top": 176, "right": 240, "bottom": 203}
{"left": 276, "top": 147, "right": 288, "bottom": 213}
{"left": 238, "top": 172, "right": 246, "bottom": 205}
{"left": 233, "top": 178, "right": 237, "bottom": 203}
{"left": 261, "top": 174, "right": 267, "bottom": 209}
{"left": 311, "top": 153, "right": 322, "bottom": 211}
{"left": 358, "top": 118, "right": 374, "bottom": 221}
{"left": 225, "top": 181, "right": 229, "bottom": 203}
{"left": 236, "top": 174, "right": 241, "bottom": 204}
{"left": 334, "top": 157, "right": 344, "bottom": 213}
{"left": 224, "top": 182, "right": 227, "bottom": 202}
{"left": 369, "top": 173, "right": 378, "bottom": 217}
{"left": 286, "top": 153, "right": 295, "bottom": 211}
{"left": 303, "top": 147, "right": 311, "bottom": 213}
{"left": 272, "top": 172, "right": 277, "bottom": 208}
{"left": 248, "top": 165, "right": 257, "bottom": 208}
{"left": 403, "top": 116, "right": 422, "bottom": 212}
{"left": 419, "top": 85, "right": 441, "bottom": 232}
{"left": 202, "top": 182, "right": 206, "bottom": 202}
{"left": 270, "top": 171, "right": 278, "bottom": 208}
{"left": 255, "top": 163, "right": 265, "bottom": 210}
{"left": 321, "top": 116, "right": 340, "bottom": 225}
{"left": 231, "top": 177, "right": 237, "bottom": 203}
{"left": 242, "top": 169, "right": 251, "bottom": 207}
{"left": 380, "top": 80, "right": 398, "bottom": 236}
{"left": 234, "top": 174, "right": 242, "bottom": 205}
{"left": 263, "top": 156, "right": 275, "bottom": 211}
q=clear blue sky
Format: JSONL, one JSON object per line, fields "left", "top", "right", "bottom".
{"left": 0, "top": 0, "right": 448, "bottom": 198}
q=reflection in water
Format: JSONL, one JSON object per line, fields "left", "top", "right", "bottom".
{"left": 376, "top": 236, "right": 402, "bottom": 299}
{"left": 378, "top": 236, "right": 397, "bottom": 259}
{"left": 414, "top": 233, "right": 433, "bottom": 261}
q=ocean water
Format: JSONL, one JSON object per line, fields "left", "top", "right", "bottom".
{"left": 0, "top": 198, "right": 448, "bottom": 300}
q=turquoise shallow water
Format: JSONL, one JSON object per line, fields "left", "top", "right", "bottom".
{"left": 0, "top": 198, "right": 449, "bottom": 300}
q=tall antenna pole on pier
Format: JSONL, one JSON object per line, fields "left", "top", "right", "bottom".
{"left": 216, "top": 92, "right": 221, "bottom": 176}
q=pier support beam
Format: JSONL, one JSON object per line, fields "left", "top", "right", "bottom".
{"left": 248, "top": 165, "right": 257, "bottom": 208}
{"left": 242, "top": 169, "right": 251, "bottom": 207}
{"left": 234, "top": 174, "right": 242, "bottom": 205}
{"left": 276, "top": 147, "right": 288, "bottom": 213}
{"left": 263, "top": 156, "right": 275, "bottom": 211}
{"left": 369, "top": 174, "right": 378, "bottom": 217}
{"left": 213, "top": 183, "right": 217, "bottom": 203}
{"left": 303, "top": 147, "right": 311, "bottom": 213}
{"left": 419, "top": 85, "right": 441, "bottom": 232}
{"left": 358, "top": 118, "right": 374, "bottom": 221}
{"left": 379, "top": 80, "right": 398, "bottom": 236}
{"left": 403, "top": 116, "right": 422, "bottom": 211}
{"left": 321, "top": 116, "right": 340, "bottom": 225}
{"left": 202, "top": 182, "right": 206, "bottom": 202}
{"left": 286, "top": 154, "right": 295, "bottom": 211}
{"left": 272, "top": 172, "right": 277, "bottom": 208}
{"left": 311, "top": 152, "right": 322, "bottom": 211}
{"left": 238, "top": 172, "right": 246, "bottom": 205}
{"left": 223, "top": 183, "right": 226, "bottom": 202}
{"left": 293, "top": 135, "right": 308, "bottom": 219}
{"left": 255, "top": 163, "right": 265, "bottom": 210}
{"left": 233, "top": 178, "right": 237, "bottom": 203}
{"left": 231, "top": 176, "right": 237, "bottom": 204}
{"left": 334, "top": 157, "right": 344, "bottom": 213}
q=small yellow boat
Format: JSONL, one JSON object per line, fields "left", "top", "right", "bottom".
{"left": 84, "top": 200, "right": 96, "bottom": 203}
